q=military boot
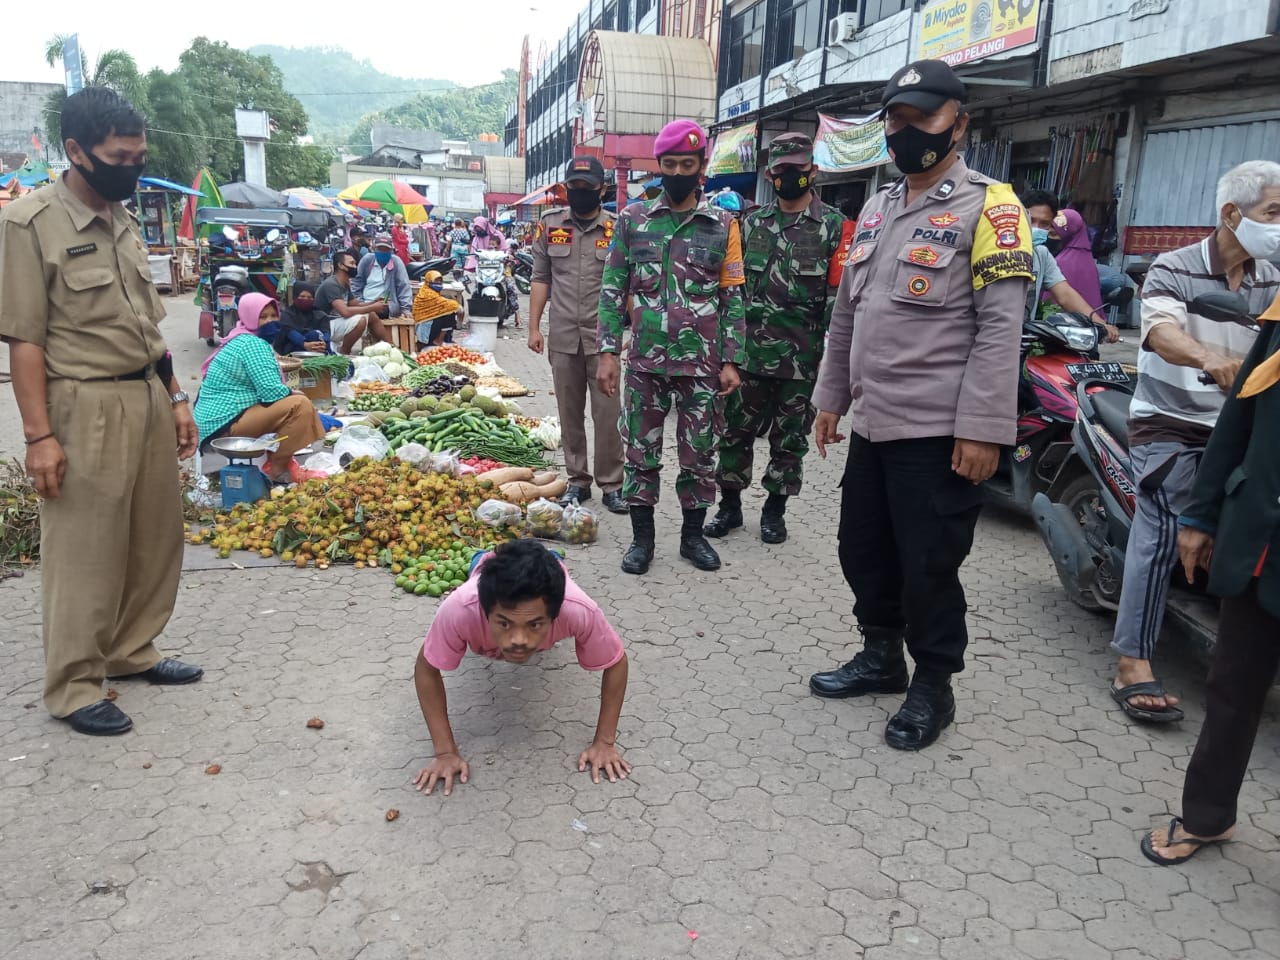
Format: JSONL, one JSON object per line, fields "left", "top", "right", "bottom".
{"left": 621, "top": 505, "right": 655, "bottom": 575}
{"left": 808, "top": 626, "right": 909, "bottom": 698}
{"left": 759, "top": 492, "right": 788, "bottom": 544}
{"left": 679, "top": 508, "right": 721, "bottom": 571}
{"left": 884, "top": 671, "right": 956, "bottom": 751}
{"left": 703, "top": 489, "right": 743, "bottom": 538}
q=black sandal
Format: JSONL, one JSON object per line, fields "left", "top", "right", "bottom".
{"left": 1111, "top": 680, "right": 1185, "bottom": 723}
{"left": 1140, "top": 817, "right": 1231, "bottom": 866}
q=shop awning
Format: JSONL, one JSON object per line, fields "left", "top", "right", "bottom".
{"left": 139, "top": 176, "right": 206, "bottom": 196}
{"left": 512, "top": 185, "right": 559, "bottom": 206}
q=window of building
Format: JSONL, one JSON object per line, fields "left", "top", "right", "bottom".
{"left": 636, "top": 0, "right": 654, "bottom": 21}
{"left": 618, "top": 0, "right": 631, "bottom": 31}
{"left": 861, "top": 0, "right": 907, "bottom": 26}
{"left": 771, "top": 0, "right": 824, "bottom": 66}
{"left": 723, "top": 1, "right": 766, "bottom": 89}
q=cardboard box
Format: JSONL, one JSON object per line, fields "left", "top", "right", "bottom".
{"left": 297, "top": 369, "right": 332, "bottom": 403}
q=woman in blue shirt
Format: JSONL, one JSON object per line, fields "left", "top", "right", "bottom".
{"left": 194, "top": 293, "right": 325, "bottom": 481}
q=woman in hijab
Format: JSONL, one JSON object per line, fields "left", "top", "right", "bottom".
{"left": 194, "top": 293, "right": 326, "bottom": 482}
{"left": 1050, "top": 208, "right": 1105, "bottom": 317}
{"left": 274, "top": 282, "right": 331, "bottom": 355}
{"left": 465, "top": 216, "right": 492, "bottom": 272}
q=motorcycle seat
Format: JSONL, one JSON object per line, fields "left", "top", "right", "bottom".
{"left": 1090, "top": 388, "right": 1131, "bottom": 448}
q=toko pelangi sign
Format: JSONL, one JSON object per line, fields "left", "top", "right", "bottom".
{"left": 917, "top": 0, "right": 1042, "bottom": 67}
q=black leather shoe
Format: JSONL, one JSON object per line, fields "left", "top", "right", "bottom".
{"left": 884, "top": 677, "right": 955, "bottom": 751}
{"left": 680, "top": 509, "right": 721, "bottom": 570}
{"left": 559, "top": 485, "right": 591, "bottom": 507}
{"left": 759, "top": 512, "right": 787, "bottom": 544}
{"left": 61, "top": 700, "right": 132, "bottom": 736}
{"left": 601, "top": 490, "right": 629, "bottom": 514}
{"left": 113, "top": 658, "right": 204, "bottom": 685}
{"left": 808, "top": 627, "right": 909, "bottom": 698}
{"left": 703, "top": 504, "right": 743, "bottom": 538}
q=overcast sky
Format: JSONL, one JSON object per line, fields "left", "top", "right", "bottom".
{"left": 2, "top": 0, "right": 587, "bottom": 86}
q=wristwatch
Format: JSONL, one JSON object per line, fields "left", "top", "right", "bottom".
{"left": 170, "top": 391, "right": 190, "bottom": 405}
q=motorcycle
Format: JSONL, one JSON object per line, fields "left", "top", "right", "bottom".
{"left": 406, "top": 255, "right": 457, "bottom": 283}
{"left": 511, "top": 248, "right": 533, "bottom": 295}
{"left": 211, "top": 263, "right": 250, "bottom": 343}
{"left": 468, "top": 249, "right": 515, "bottom": 325}
{"left": 984, "top": 311, "right": 1118, "bottom": 513}
{"left": 1030, "top": 290, "right": 1255, "bottom": 649}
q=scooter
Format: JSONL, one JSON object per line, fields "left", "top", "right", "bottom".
{"left": 1031, "top": 290, "right": 1256, "bottom": 649}
{"left": 468, "top": 249, "right": 514, "bottom": 325}
{"left": 984, "top": 311, "right": 1120, "bottom": 513}
{"left": 210, "top": 264, "right": 250, "bottom": 343}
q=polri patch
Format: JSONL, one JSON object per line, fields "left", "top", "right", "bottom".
{"left": 908, "top": 246, "right": 940, "bottom": 266}
{"left": 66, "top": 242, "right": 97, "bottom": 257}
{"left": 983, "top": 203, "right": 1023, "bottom": 249}
{"left": 595, "top": 238, "right": 610, "bottom": 249}
{"left": 548, "top": 226, "right": 573, "bottom": 245}
{"left": 907, "top": 275, "right": 931, "bottom": 297}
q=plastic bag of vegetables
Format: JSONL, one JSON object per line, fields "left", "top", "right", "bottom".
{"left": 561, "top": 501, "right": 600, "bottom": 544}
{"left": 529, "top": 417, "right": 561, "bottom": 451}
{"left": 395, "top": 442, "right": 432, "bottom": 469}
{"left": 334, "top": 425, "right": 391, "bottom": 465}
{"left": 476, "top": 499, "right": 524, "bottom": 528}
{"left": 525, "top": 498, "right": 565, "bottom": 539}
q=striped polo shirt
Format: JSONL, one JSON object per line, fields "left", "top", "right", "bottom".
{"left": 1129, "top": 233, "right": 1280, "bottom": 445}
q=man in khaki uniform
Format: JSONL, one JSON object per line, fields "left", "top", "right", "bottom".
{"left": 808, "top": 61, "right": 1032, "bottom": 751}
{"left": 527, "top": 155, "right": 627, "bottom": 513}
{"left": 0, "top": 88, "right": 202, "bottom": 737}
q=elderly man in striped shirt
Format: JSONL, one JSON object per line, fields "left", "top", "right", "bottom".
{"left": 1111, "top": 160, "right": 1280, "bottom": 722}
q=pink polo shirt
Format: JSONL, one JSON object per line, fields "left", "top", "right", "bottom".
{"left": 421, "top": 560, "right": 624, "bottom": 672}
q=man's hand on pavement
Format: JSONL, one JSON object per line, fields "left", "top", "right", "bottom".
{"left": 413, "top": 752, "right": 470, "bottom": 796}
{"left": 578, "top": 740, "right": 631, "bottom": 784}
{"left": 814, "top": 411, "right": 845, "bottom": 459}
{"left": 951, "top": 439, "right": 1000, "bottom": 483}
{"left": 597, "top": 353, "right": 620, "bottom": 397}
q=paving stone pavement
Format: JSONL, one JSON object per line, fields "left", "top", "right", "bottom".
{"left": 0, "top": 304, "right": 1277, "bottom": 960}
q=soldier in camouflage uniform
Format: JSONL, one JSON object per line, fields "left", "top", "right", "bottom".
{"left": 597, "top": 119, "right": 747, "bottom": 575}
{"left": 706, "top": 133, "right": 845, "bottom": 544}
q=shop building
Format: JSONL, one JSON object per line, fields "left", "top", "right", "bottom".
{"left": 709, "top": 0, "right": 1280, "bottom": 264}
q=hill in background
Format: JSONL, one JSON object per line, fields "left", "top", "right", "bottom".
{"left": 349, "top": 70, "right": 519, "bottom": 152}
{"left": 249, "top": 45, "right": 454, "bottom": 141}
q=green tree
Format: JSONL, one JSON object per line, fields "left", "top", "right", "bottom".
{"left": 348, "top": 71, "right": 518, "bottom": 153}
{"left": 42, "top": 35, "right": 147, "bottom": 149}
{"left": 264, "top": 141, "right": 333, "bottom": 191}
{"left": 142, "top": 69, "right": 208, "bottom": 184}
{"left": 175, "top": 38, "right": 320, "bottom": 187}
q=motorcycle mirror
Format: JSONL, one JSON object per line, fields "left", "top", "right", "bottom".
{"left": 1191, "top": 290, "right": 1250, "bottom": 323}
{"left": 222, "top": 226, "right": 239, "bottom": 241}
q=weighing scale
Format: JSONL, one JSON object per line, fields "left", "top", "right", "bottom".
{"left": 209, "top": 436, "right": 272, "bottom": 508}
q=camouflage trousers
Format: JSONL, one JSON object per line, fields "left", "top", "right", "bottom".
{"left": 716, "top": 372, "right": 816, "bottom": 497}
{"left": 620, "top": 369, "right": 723, "bottom": 509}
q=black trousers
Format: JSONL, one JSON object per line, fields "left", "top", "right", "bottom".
{"left": 1182, "top": 579, "right": 1280, "bottom": 834}
{"left": 837, "top": 433, "right": 984, "bottom": 676}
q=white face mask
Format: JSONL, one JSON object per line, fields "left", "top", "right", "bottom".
{"left": 1230, "top": 211, "right": 1280, "bottom": 260}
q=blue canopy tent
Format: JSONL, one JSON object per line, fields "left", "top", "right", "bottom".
{"left": 136, "top": 176, "right": 207, "bottom": 247}
{"left": 0, "top": 161, "right": 53, "bottom": 189}
{"left": 138, "top": 176, "right": 206, "bottom": 197}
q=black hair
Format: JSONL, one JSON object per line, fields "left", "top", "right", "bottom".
{"left": 477, "top": 540, "right": 567, "bottom": 620}
{"left": 62, "top": 87, "right": 145, "bottom": 152}
{"left": 1021, "top": 189, "right": 1060, "bottom": 213}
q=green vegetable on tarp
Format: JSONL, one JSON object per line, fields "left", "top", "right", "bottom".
{"left": 299, "top": 355, "right": 354, "bottom": 379}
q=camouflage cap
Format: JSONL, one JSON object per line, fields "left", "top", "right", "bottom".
{"left": 768, "top": 133, "right": 814, "bottom": 169}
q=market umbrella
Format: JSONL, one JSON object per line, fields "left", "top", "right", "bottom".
{"left": 220, "top": 181, "right": 288, "bottom": 208}
{"left": 338, "top": 179, "right": 433, "bottom": 222}
{"left": 282, "top": 187, "right": 347, "bottom": 214}
{"left": 179, "top": 167, "right": 224, "bottom": 240}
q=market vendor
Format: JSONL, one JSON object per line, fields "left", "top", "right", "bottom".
{"left": 271, "top": 281, "right": 331, "bottom": 355}
{"left": 413, "top": 539, "right": 630, "bottom": 796}
{"left": 412, "top": 269, "right": 459, "bottom": 347}
{"left": 194, "top": 292, "right": 326, "bottom": 482}
{"left": 315, "top": 249, "right": 394, "bottom": 354}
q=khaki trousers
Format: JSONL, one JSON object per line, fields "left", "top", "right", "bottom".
{"left": 41, "top": 378, "right": 183, "bottom": 717}
{"left": 549, "top": 345, "right": 623, "bottom": 492}
{"left": 229, "top": 395, "right": 326, "bottom": 461}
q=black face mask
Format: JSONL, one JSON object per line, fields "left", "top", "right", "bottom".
{"left": 884, "top": 123, "right": 958, "bottom": 175}
{"left": 662, "top": 172, "right": 701, "bottom": 204}
{"left": 74, "top": 151, "right": 144, "bottom": 203}
{"left": 567, "top": 187, "right": 602, "bottom": 217}
{"left": 772, "top": 166, "right": 813, "bottom": 201}
{"left": 1045, "top": 237, "right": 1064, "bottom": 257}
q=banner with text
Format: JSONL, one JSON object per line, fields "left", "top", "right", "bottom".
{"left": 707, "top": 122, "right": 758, "bottom": 176}
{"left": 917, "top": 0, "right": 1042, "bottom": 67}
{"left": 814, "top": 114, "right": 890, "bottom": 173}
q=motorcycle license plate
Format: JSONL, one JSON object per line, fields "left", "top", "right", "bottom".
{"left": 1066, "top": 361, "right": 1131, "bottom": 383}
{"left": 216, "top": 291, "right": 236, "bottom": 308}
